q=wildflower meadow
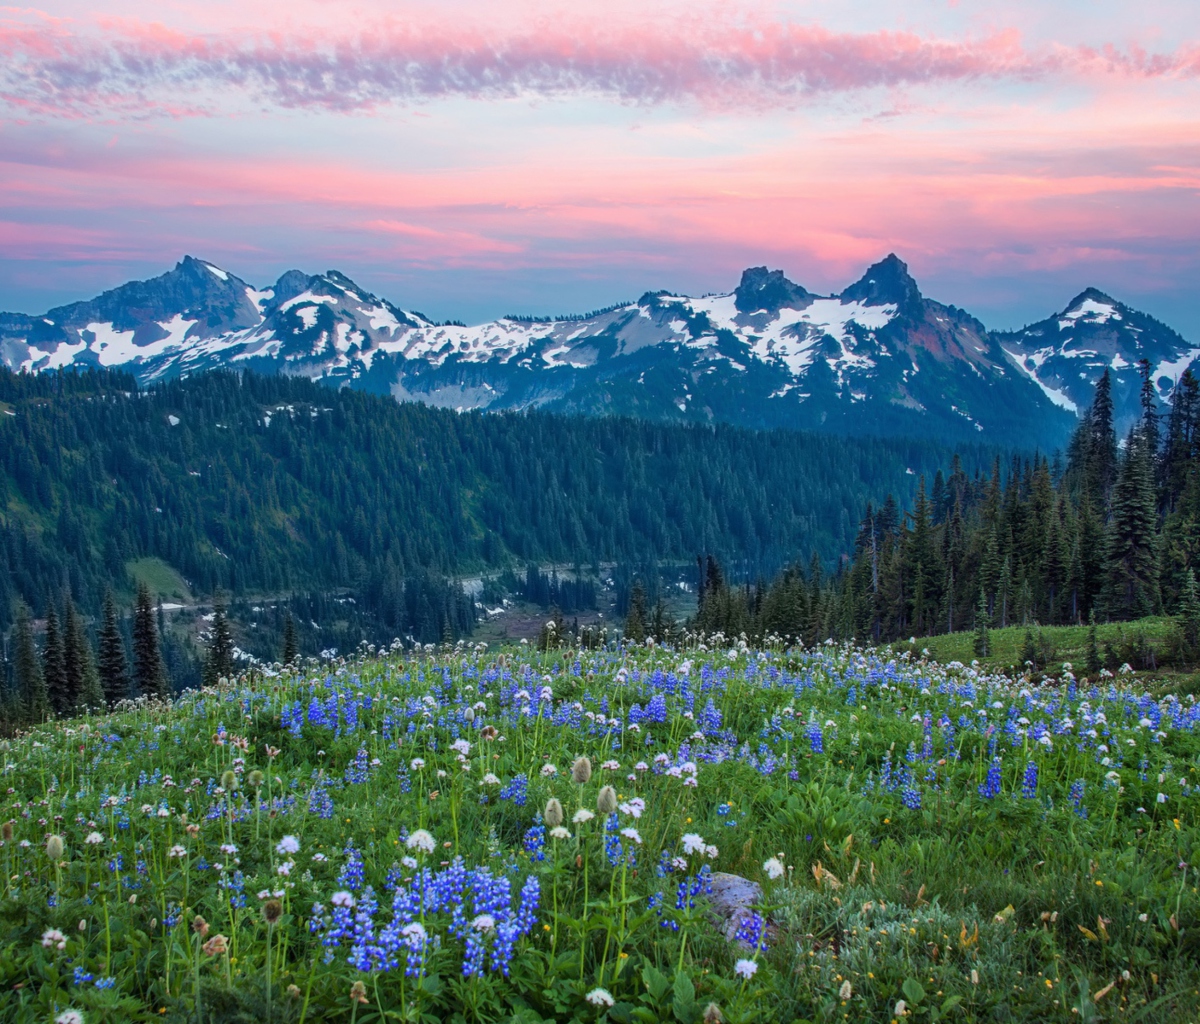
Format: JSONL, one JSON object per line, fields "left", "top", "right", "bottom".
{"left": 3, "top": 637, "right": 1198, "bottom": 1023}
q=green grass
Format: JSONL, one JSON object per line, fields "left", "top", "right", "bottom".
{"left": 898, "top": 616, "right": 1180, "bottom": 672}
{"left": 125, "top": 556, "right": 192, "bottom": 602}
{"left": 2, "top": 640, "right": 1197, "bottom": 1023}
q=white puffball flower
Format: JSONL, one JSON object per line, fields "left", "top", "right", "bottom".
{"left": 276, "top": 835, "right": 300, "bottom": 855}
{"left": 331, "top": 891, "right": 355, "bottom": 908}
{"left": 471, "top": 914, "right": 496, "bottom": 933}
{"left": 549, "top": 827, "right": 571, "bottom": 840}
{"left": 586, "top": 988, "right": 615, "bottom": 1007}
{"left": 681, "top": 833, "right": 706, "bottom": 855}
{"left": 406, "top": 829, "right": 436, "bottom": 854}
{"left": 763, "top": 857, "right": 785, "bottom": 880}
{"left": 733, "top": 959, "right": 758, "bottom": 979}
{"left": 84, "top": 832, "right": 104, "bottom": 845}
{"left": 620, "top": 827, "right": 642, "bottom": 845}
{"left": 573, "top": 809, "right": 595, "bottom": 824}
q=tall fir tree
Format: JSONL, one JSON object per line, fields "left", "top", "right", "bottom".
{"left": 624, "top": 581, "right": 647, "bottom": 642}
{"left": 972, "top": 588, "right": 990, "bottom": 659}
{"left": 67, "top": 601, "right": 105, "bottom": 711}
{"left": 62, "top": 600, "right": 86, "bottom": 712}
{"left": 203, "top": 591, "right": 235, "bottom": 685}
{"left": 42, "top": 605, "right": 70, "bottom": 717}
{"left": 282, "top": 613, "right": 299, "bottom": 665}
{"left": 133, "top": 581, "right": 169, "bottom": 701}
{"left": 1104, "top": 430, "right": 1160, "bottom": 620}
{"left": 14, "top": 605, "right": 48, "bottom": 723}
{"left": 1086, "top": 368, "right": 1119, "bottom": 509}
{"left": 98, "top": 590, "right": 129, "bottom": 708}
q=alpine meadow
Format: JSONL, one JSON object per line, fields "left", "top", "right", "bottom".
{"left": 3, "top": 0, "right": 1200, "bottom": 1022}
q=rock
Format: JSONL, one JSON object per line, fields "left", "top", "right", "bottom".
{"left": 708, "top": 872, "right": 763, "bottom": 944}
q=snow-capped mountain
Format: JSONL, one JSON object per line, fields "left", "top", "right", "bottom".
{"left": 3, "top": 254, "right": 1190, "bottom": 447}
{"left": 995, "top": 289, "right": 1200, "bottom": 435}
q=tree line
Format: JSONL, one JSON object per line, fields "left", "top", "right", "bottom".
{"left": 677, "top": 364, "right": 1200, "bottom": 662}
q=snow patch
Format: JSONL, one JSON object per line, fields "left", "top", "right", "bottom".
{"left": 1001, "top": 345, "right": 1079, "bottom": 413}
{"left": 204, "top": 262, "right": 229, "bottom": 281}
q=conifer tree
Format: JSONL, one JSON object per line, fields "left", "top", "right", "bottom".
{"left": 1178, "top": 569, "right": 1200, "bottom": 661}
{"left": 133, "top": 581, "right": 169, "bottom": 701}
{"left": 972, "top": 588, "right": 990, "bottom": 659}
{"left": 14, "top": 605, "right": 47, "bottom": 723}
{"left": 1104, "top": 431, "right": 1160, "bottom": 619}
{"left": 203, "top": 591, "right": 235, "bottom": 685}
{"left": 68, "top": 603, "right": 105, "bottom": 711}
{"left": 98, "top": 591, "right": 129, "bottom": 707}
{"left": 1086, "top": 369, "right": 1119, "bottom": 508}
{"left": 624, "top": 581, "right": 647, "bottom": 642}
{"left": 1084, "top": 609, "right": 1102, "bottom": 675}
{"left": 42, "top": 605, "right": 70, "bottom": 717}
{"left": 62, "top": 600, "right": 87, "bottom": 712}
{"left": 282, "top": 613, "right": 299, "bottom": 665}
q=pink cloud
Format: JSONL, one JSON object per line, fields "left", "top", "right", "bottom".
{"left": 1, "top": 11, "right": 1199, "bottom": 118}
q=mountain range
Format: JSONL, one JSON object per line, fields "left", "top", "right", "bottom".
{"left": 3, "top": 254, "right": 1194, "bottom": 448}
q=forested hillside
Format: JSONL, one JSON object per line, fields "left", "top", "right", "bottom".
{"left": 0, "top": 366, "right": 984, "bottom": 639}
{"left": 687, "top": 362, "right": 1200, "bottom": 668}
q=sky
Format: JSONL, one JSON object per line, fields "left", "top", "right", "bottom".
{"left": 1, "top": 0, "right": 1199, "bottom": 334}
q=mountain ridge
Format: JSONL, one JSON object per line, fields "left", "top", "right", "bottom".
{"left": 2, "top": 254, "right": 1193, "bottom": 448}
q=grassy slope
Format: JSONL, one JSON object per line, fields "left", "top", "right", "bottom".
{"left": 125, "top": 557, "right": 193, "bottom": 603}
{"left": 897, "top": 616, "right": 1180, "bottom": 672}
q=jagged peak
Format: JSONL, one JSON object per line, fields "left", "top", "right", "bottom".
{"left": 839, "top": 253, "right": 922, "bottom": 312}
{"left": 733, "top": 267, "right": 812, "bottom": 314}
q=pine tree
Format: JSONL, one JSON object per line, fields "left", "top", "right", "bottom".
{"left": 282, "top": 613, "right": 299, "bottom": 665}
{"left": 62, "top": 600, "right": 87, "bottom": 712}
{"left": 972, "top": 588, "right": 990, "bottom": 659}
{"left": 1178, "top": 569, "right": 1200, "bottom": 662}
{"left": 98, "top": 591, "right": 129, "bottom": 708}
{"left": 133, "top": 581, "right": 169, "bottom": 701}
{"left": 68, "top": 604, "right": 105, "bottom": 712}
{"left": 14, "top": 605, "right": 48, "bottom": 723}
{"left": 203, "top": 591, "right": 235, "bottom": 686}
{"left": 624, "top": 581, "right": 647, "bottom": 642}
{"left": 42, "top": 605, "right": 70, "bottom": 717}
{"left": 1085, "top": 609, "right": 1102, "bottom": 676}
{"left": 1086, "top": 369, "right": 1119, "bottom": 508}
{"left": 1104, "top": 430, "right": 1160, "bottom": 620}
{"left": 1021, "top": 627, "right": 1038, "bottom": 671}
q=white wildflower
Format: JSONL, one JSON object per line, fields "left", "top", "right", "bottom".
{"left": 586, "top": 988, "right": 615, "bottom": 1007}
{"left": 733, "top": 959, "right": 757, "bottom": 979}
{"left": 406, "top": 829, "right": 436, "bottom": 854}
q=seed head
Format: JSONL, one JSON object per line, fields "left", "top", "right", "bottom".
{"left": 247, "top": 770, "right": 264, "bottom": 789}
{"left": 703, "top": 1004, "right": 724, "bottom": 1024}
{"left": 1, "top": 821, "right": 12, "bottom": 841}
{"left": 544, "top": 798, "right": 564, "bottom": 828}
{"left": 220, "top": 770, "right": 237, "bottom": 791}
{"left": 202, "top": 934, "right": 228, "bottom": 957}
{"left": 262, "top": 899, "right": 283, "bottom": 925}
{"left": 572, "top": 756, "right": 593, "bottom": 785}
{"left": 286, "top": 984, "right": 301, "bottom": 999}
{"left": 349, "top": 980, "right": 369, "bottom": 1005}
{"left": 480, "top": 725, "right": 498, "bottom": 741}
{"left": 192, "top": 915, "right": 210, "bottom": 937}
{"left": 464, "top": 708, "right": 475, "bottom": 724}
{"left": 597, "top": 785, "right": 618, "bottom": 816}
{"left": 46, "top": 834, "right": 65, "bottom": 861}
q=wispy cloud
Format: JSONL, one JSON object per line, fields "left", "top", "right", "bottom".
{"left": 2, "top": 11, "right": 1198, "bottom": 117}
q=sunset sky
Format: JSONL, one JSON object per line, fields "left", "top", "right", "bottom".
{"left": 2, "top": 0, "right": 1198, "bottom": 333}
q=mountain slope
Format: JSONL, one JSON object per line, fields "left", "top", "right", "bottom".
{"left": 4, "top": 254, "right": 1190, "bottom": 447}
{"left": 996, "top": 289, "right": 1200, "bottom": 433}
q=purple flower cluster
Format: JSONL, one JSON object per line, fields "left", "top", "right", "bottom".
{"left": 312, "top": 860, "right": 540, "bottom": 979}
